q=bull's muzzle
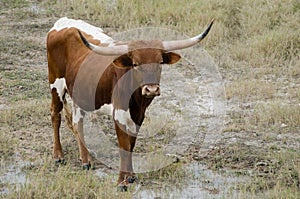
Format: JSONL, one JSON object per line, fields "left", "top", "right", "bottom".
{"left": 141, "top": 84, "right": 160, "bottom": 97}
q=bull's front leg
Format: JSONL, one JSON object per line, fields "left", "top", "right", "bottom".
{"left": 114, "top": 121, "right": 138, "bottom": 190}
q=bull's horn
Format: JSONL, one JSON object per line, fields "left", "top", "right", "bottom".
{"left": 78, "top": 31, "right": 128, "bottom": 56}
{"left": 163, "top": 19, "right": 214, "bottom": 51}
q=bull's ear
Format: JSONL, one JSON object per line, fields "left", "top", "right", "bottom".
{"left": 162, "top": 52, "right": 181, "bottom": 64}
{"left": 113, "top": 54, "right": 133, "bottom": 68}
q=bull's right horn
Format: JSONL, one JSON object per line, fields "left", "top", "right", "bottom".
{"left": 162, "top": 19, "right": 214, "bottom": 51}
{"left": 78, "top": 31, "right": 128, "bottom": 56}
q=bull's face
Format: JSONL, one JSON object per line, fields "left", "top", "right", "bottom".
{"left": 131, "top": 52, "right": 163, "bottom": 98}
{"left": 112, "top": 45, "right": 181, "bottom": 98}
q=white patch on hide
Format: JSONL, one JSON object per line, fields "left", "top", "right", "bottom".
{"left": 49, "top": 17, "right": 114, "bottom": 44}
{"left": 50, "top": 78, "right": 66, "bottom": 102}
{"left": 114, "top": 109, "right": 137, "bottom": 134}
{"left": 98, "top": 104, "right": 113, "bottom": 116}
{"left": 72, "top": 105, "right": 83, "bottom": 124}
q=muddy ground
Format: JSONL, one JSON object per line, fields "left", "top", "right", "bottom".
{"left": 1, "top": 1, "right": 300, "bottom": 198}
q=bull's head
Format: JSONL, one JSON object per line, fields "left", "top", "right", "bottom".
{"left": 110, "top": 43, "right": 182, "bottom": 99}
{"left": 78, "top": 19, "right": 214, "bottom": 100}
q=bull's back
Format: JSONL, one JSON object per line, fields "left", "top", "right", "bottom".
{"left": 47, "top": 17, "right": 114, "bottom": 83}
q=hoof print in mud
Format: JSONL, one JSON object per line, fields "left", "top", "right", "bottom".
{"left": 55, "top": 159, "right": 66, "bottom": 166}
{"left": 118, "top": 185, "right": 128, "bottom": 192}
{"left": 82, "top": 163, "right": 91, "bottom": 170}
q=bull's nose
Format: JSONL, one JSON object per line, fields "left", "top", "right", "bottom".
{"left": 142, "top": 84, "right": 160, "bottom": 97}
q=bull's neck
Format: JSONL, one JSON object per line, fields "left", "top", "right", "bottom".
{"left": 129, "top": 90, "right": 154, "bottom": 126}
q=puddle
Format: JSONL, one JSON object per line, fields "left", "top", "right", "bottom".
{"left": 92, "top": 162, "right": 249, "bottom": 198}
{"left": 1, "top": 159, "right": 248, "bottom": 197}
{"left": 0, "top": 104, "right": 10, "bottom": 110}
{"left": 134, "top": 162, "right": 248, "bottom": 199}
{"left": 0, "top": 158, "right": 29, "bottom": 195}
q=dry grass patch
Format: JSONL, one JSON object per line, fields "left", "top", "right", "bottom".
{"left": 0, "top": 99, "right": 50, "bottom": 130}
{"left": 226, "top": 80, "right": 275, "bottom": 102}
{"left": 0, "top": 67, "right": 49, "bottom": 103}
{"left": 140, "top": 162, "right": 188, "bottom": 184}
{"left": 0, "top": 130, "right": 17, "bottom": 160}
{"left": 251, "top": 101, "right": 300, "bottom": 129}
{"left": 201, "top": 143, "right": 300, "bottom": 196}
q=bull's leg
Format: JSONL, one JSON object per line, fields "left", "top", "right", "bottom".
{"left": 70, "top": 105, "right": 92, "bottom": 169}
{"left": 76, "top": 117, "right": 93, "bottom": 169}
{"left": 114, "top": 122, "right": 137, "bottom": 188}
{"left": 50, "top": 90, "right": 65, "bottom": 165}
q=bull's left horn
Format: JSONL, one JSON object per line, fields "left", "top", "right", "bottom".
{"left": 162, "top": 19, "right": 214, "bottom": 51}
{"left": 78, "top": 31, "right": 128, "bottom": 56}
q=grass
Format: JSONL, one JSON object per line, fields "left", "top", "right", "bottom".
{"left": 5, "top": 160, "right": 134, "bottom": 199}
{"left": 226, "top": 80, "right": 275, "bottom": 102}
{"left": 202, "top": 142, "right": 300, "bottom": 197}
{"left": 0, "top": 99, "right": 50, "bottom": 129}
{"left": 251, "top": 102, "right": 300, "bottom": 129}
{"left": 0, "top": 0, "right": 300, "bottom": 198}
{"left": 0, "top": 68, "right": 48, "bottom": 103}
{"left": 0, "top": 0, "right": 28, "bottom": 8}
{"left": 2, "top": 154, "right": 187, "bottom": 198}
{"left": 0, "top": 130, "right": 17, "bottom": 160}
{"left": 140, "top": 162, "right": 188, "bottom": 186}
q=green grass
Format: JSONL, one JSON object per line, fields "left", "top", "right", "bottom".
{"left": 0, "top": 0, "right": 28, "bottom": 8}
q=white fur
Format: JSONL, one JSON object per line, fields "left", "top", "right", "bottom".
{"left": 50, "top": 78, "right": 66, "bottom": 102}
{"left": 50, "top": 17, "right": 114, "bottom": 44}
{"left": 98, "top": 104, "right": 113, "bottom": 116}
{"left": 72, "top": 105, "right": 84, "bottom": 124}
{"left": 114, "top": 109, "right": 137, "bottom": 134}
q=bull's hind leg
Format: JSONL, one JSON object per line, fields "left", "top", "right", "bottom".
{"left": 50, "top": 89, "right": 65, "bottom": 165}
{"left": 64, "top": 103, "right": 92, "bottom": 169}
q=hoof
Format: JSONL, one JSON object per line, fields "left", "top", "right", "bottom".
{"left": 127, "top": 176, "right": 138, "bottom": 184}
{"left": 55, "top": 159, "right": 66, "bottom": 166}
{"left": 118, "top": 185, "right": 128, "bottom": 192}
{"left": 82, "top": 163, "right": 91, "bottom": 170}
